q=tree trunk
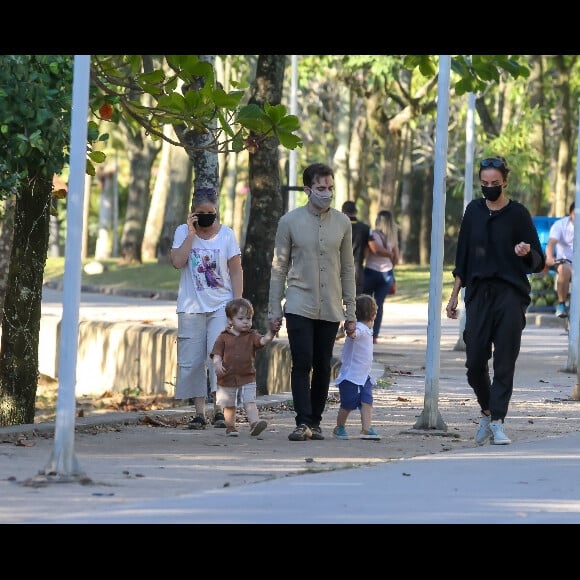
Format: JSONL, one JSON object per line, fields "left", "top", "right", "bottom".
{"left": 399, "top": 126, "right": 413, "bottom": 265}
{"left": 553, "top": 55, "right": 574, "bottom": 217}
{"left": 527, "top": 55, "right": 547, "bottom": 216}
{"left": 118, "top": 55, "right": 162, "bottom": 264}
{"left": 0, "top": 177, "right": 51, "bottom": 426}
{"left": 243, "top": 55, "right": 286, "bottom": 334}
{"left": 222, "top": 150, "right": 239, "bottom": 237}
{"left": 119, "top": 137, "right": 160, "bottom": 263}
{"left": 48, "top": 174, "right": 67, "bottom": 258}
{"left": 420, "top": 164, "right": 434, "bottom": 266}
{"left": 348, "top": 100, "right": 370, "bottom": 222}
{"left": 243, "top": 55, "right": 286, "bottom": 396}
{"left": 189, "top": 56, "right": 219, "bottom": 190}
{"left": 142, "top": 125, "right": 173, "bottom": 261}
{"left": 158, "top": 145, "right": 192, "bottom": 263}
{"left": 95, "top": 162, "right": 115, "bottom": 259}
{"left": 332, "top": 83, "right": 351, "bottom": 209}
{"left": 0, "top": 195, "right": 16, "bottom": 322}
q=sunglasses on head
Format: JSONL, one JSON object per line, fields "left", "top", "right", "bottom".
{"left": 480, "top": 158, "right": 506, "bottom": 169}
{"left": 194, "top": 187, "right": 217, "bottom": 196}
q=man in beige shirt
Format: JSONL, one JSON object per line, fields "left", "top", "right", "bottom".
{"left": 268, "top": 162, "right": 356, "bottom": 441}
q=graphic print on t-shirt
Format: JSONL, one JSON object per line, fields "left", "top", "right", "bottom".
{"left": 190, "top": 248, "right": 224, "bottom": 291}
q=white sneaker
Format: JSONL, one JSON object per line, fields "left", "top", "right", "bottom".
{"left": 489, "top": 421, "right": 511, "bottom": 445}
{"left": 475, "top": 414, "right": 491, "bottom": 445}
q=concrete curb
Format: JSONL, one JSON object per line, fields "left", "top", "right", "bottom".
{"left": 43, "top": 279, "right": 178, "bottom": 302}
{"left": 0, "top": 393, "right": 296, "bottom": 440}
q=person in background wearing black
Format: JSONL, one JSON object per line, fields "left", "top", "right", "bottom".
{"left": 342, "top": 200, "right": 370, "bottom": 296}
{"left": 446, "top": 156, "right": 545, "bottom": 446}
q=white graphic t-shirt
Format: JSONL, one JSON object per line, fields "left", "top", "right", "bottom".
{"left": 548, "top": 216, "right": 574, "bottom": 261}
{"left": 172, "top": 224, "right": 241, "bottom": 314}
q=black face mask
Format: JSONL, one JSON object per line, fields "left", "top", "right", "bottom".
{"left": 481, "top": 184, "right": 502, "bottom": 202}
{"left": 196, "top": 213, "right": 217, "bottom": 227}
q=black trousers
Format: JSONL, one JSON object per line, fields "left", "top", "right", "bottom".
{"left": 463, "top": 280, "right": 527, "bottom": 422}
{"left": 285, "top": 313, "right": 339, "bottom": 428}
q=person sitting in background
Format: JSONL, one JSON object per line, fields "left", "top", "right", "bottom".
{"left": 545, "top": 202, "right": 574, "bottom": 318}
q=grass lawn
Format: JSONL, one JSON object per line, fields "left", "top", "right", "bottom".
{"left": 44, "top": 257, "right": 455, "bottom": 304}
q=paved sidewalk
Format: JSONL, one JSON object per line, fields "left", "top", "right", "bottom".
{"left": 1, "top": 292, "right": 579, "bottom": 524}
{"left": 52, "top": 431, "right": 580, "bottom": 524}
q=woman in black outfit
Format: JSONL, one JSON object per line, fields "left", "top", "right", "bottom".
{"left": 446, "top": 156, "right": 545, "bottom": 446}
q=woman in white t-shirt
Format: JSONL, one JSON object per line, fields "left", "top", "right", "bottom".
{"left": 170, "top": 187, "right": 243, "bottom": 429}
{"left": 545, "top": 201, "right": 575, "bottom": 317}
{"left": 363, "top": 210, "right": 399, "bottom": 343}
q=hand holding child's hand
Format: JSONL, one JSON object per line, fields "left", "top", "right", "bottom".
{"left": 269, "top": 317, "right": 282, "bottom": 334}
{"left": 344, "top": 320, "right": 356, "bottom": 337}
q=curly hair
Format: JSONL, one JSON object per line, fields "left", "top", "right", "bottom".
{"left": 225, "top": 297, "right": 254, "bottom": 319}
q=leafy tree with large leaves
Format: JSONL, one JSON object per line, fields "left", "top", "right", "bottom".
{"left": 0, "top": 54, "right": 301, "bottom": 427}
{"left": 92, "top": 55, "right": 301, "bottom": 263}
{"left": 0, "top": 55, "right": 75, "bottom": 425}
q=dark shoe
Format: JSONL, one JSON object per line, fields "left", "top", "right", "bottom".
{"left": 310, "top": 426, "right": 325, "bottom": 440}
{"left": 187, "top": 414, "right": 207, "bottom": 430}
{"left": 250, "top": 420, "right": 268, "bottom": 436}
{"left": 288, "top": 424, "right": 312, "bottom": 441}
{"left": 212, "top": 411, "right": 226, "bottom": 428}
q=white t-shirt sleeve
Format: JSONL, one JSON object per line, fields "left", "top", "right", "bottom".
{"left": 172, "top": 223, "right": 188, "bottom": 249}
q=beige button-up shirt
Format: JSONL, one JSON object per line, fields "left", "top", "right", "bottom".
{"left": 268, "top": 203, "right": 356, "bottom": 323}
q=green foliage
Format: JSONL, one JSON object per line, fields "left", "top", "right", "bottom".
{"left": 44, "top": 258, "right": 181, "bottom": 292}
{"left": 236, "top": 103, "right": 302, "bottom": 150}
{"left": 0, "top": 55, "right": 74, "bottom": 198}
{"left": 43, "top": 258, "right": 454, "bottom": 304}
{"left": 403, "top": 55, "right": 438, "bottom": 77}
{"left": 404, "top": 55, "right": 530, "bottom": 96}
{"left": 1, "top": 54, "right": 302, "bottom": 197}
{"left": 236, "top": 103, "right": 274, "bottom": 133}
{"left": 477, "top": 99, "right": 546, "bottom": 202}
{"left": 122, "top": 385, "right": 143, "bottom": 397}
{"left": 91, "top": 55, "right": 303, "bottom": 155}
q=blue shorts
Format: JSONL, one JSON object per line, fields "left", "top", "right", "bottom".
{"left": 337, "top": 377, "right": 373, "bottom": 411}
